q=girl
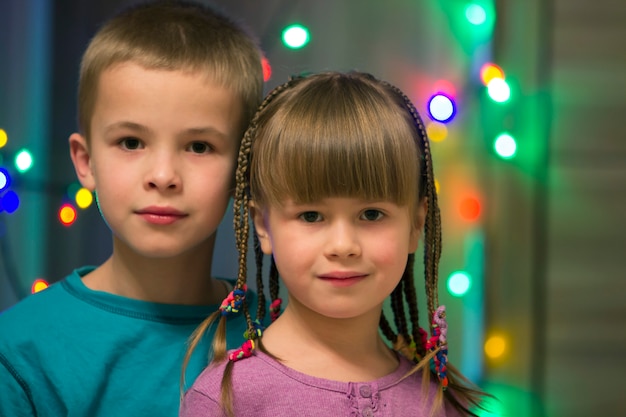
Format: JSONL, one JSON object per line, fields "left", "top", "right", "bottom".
{"left": 181, "top": 71, "right": 488, "bottom": 416}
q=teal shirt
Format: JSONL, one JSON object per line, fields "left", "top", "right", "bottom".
{"left": 0, "top": 266, "right": 257, "bottom": 417}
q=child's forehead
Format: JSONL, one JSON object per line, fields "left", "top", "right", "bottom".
{"left": 90, "top": 62, "right": 243, "bottom": 140}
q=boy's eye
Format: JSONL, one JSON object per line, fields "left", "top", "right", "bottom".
{"left": 361, "top": 209, "right": 383, "bottom": 221}
{"left": 299, "top": 211, "right": 322, "bottom": 223}
{"left": 188, "top": 142, "right": 212, "bottom": 154}
{"left": 120, "top": 137, "right": 142, "bottom": 150}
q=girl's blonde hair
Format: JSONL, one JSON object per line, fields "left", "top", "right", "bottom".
{"left": 77, "top": 0, "right": 264, "bottom": 141}
{"left": 184, "top": 71, "right": 488, "bottom": 416}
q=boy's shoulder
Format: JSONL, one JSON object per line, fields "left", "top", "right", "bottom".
{"left": 0, "top": 267, "right": 90, "bottom": 335}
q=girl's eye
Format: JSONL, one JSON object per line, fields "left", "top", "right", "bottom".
{"left": 299, "top": 211, "right": 322, "bottom": 223}
{"left": 188, "top": 142, "right": 211, "bottom": 154}
{"left": 361, "top": 209, "right": 383, "bottom": 221}
{"left": 120, "top": 138, "right": 142, "bottom": 150}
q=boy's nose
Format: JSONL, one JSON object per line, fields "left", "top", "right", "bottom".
{"left": 324, "top": 222, "right": 361, "bottom": 259}
{"left": 145, "top": 153, "right": 182, "bottom": 191}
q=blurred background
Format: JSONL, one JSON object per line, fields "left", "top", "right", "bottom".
{"left": 1, "top": 0, "right": 624, "bottom": 415}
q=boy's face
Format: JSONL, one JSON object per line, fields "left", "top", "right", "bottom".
{"left": 70, "top": 62, "right": 242, "bottom": 259}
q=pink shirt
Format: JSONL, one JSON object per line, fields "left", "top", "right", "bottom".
{"left": 181, "top": 349, "right": 462, "bottom": 417}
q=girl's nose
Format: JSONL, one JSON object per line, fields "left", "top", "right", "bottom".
{"left": 324, "top": 221, "right": 361, "bottom": 259}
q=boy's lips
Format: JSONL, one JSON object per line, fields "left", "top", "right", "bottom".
{"left": 135, "top": 206, "right": 188, "bottom": 225}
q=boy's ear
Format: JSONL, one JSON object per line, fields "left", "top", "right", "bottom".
{"left": 409, "top": 198, "right": 428, "bottom": 253}
{"left": 249, "top": 201, "right": 273, "bottom": 255}
{"left": 69, "top": 133, "right": 96, "bottom": 191}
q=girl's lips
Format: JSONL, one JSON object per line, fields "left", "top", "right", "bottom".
{"left": 318, "top": 273, "right": 368, "bottom": 287}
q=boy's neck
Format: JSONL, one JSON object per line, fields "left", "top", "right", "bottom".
{"left": 81, "top": 235, "right": 228, "bottom": 305}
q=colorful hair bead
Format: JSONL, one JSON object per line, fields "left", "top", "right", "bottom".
{"left": 229, "top": 339, "right": 255, "bottom": 362}
{"left": 219, "top": 285, "right": 248, "bottom": 316}
{"left": 243, "top": 319, "right": 264, "bottom": 339}
{"left": 269, "top": 298, "right": 282, "bottom": 322}
{"left": 425, "top": 306, "right": 449, "bottom": 389}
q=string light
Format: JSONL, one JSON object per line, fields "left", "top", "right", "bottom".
{"left": 31, "top": 278, "right": 50, "bottom": 294}
{"left": 282, "top": 24, "right": 310, "bottom": 49}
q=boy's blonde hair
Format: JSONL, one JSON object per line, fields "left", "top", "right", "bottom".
{"left": 77, "top": 0, "right": 264, "bottom": 140}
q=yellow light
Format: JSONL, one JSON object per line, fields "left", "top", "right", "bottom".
{"left": 59, "top": 204, "right": 77, "bottom": 226}
{"left": 0, "top": 129, "right": 7, "bottom": 148}
{"left": 31, "top": 278, "right": 49, "bottom": 293}
{"left": 485, "top": 335, "right": 507, "bottom": 359}
{"left": 426, "top": 122, "right": 448, "bottom": 142}
{"left": 75, "top": 187, "right": 94, "bottom": 209}
{"left": 480, "top": 63, "right": 504, "bottom": 86}
{"left": 434, "top": 179, "right": 440, "bottom": 194}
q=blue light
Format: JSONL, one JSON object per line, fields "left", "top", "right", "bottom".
{"left": 0, "top": 190, "right": 20, "bottom": 214}
{"left": 0, "top": 167, "right": 10, "bottom": 191}
{"left": 427, "top": 93, "right": 457, "bottom": 123}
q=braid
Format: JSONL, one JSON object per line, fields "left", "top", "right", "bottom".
{"left": 384, "top": 81, "right": 442, "bottom": 321}
{"left": 402, "top": 254, "right": 426, "bottom": 356}
{"left": 390, "top": 279, "right": 409, "bottom": 341}
{"left": 379, "top": 312, "right": 397, "bottom": 344}
{"left": 268, "top": 257, "right": 279, "bottom": 302}
{"left": 253, "top": 230, "right": 265, "bottom": 321}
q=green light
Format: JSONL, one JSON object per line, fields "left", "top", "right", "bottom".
{"left": 447, "top": 271, "right": 472, "bottom": 297}
{"left": 282, "top": 24, "right": 310, "bottom": 49}
{"left": 15, "top": 149, "right": 34, "bottom": 173}
{"left": 487, "top": 78, "right": 511, "bottom": 103}
{"left": 465, "top": 4, "right": 487, "bottom": 25}
{"left": 494, "top": 133, "right": 517, "bottom": 159}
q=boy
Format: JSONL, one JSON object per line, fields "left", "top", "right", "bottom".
{"left": 0, "top": 1, "right": 264, "bottom": 416}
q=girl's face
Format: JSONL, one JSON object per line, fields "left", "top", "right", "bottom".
{"left": 253, "top": 197, "right": 422, "bottom": 320}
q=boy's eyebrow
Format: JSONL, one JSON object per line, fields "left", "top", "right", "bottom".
{"left": 103, "top": 122, "right": 229, "bottom": 139}
{"left": 103, "top": 121, "right": 150, "bottom": 135}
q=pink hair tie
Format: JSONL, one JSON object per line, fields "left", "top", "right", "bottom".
{"left": 229, "top": 339, "right": 255, "bottom": 362}
{"left": 269, "top": 298, "right": 282, "bottom": 322}
{"left": 219, "top": 285, "right": 248, "bottom": 316}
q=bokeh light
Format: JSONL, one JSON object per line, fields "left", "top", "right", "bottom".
{"left": 31, "top": 278, "right": 50, "bottom": 294}
{"left": 0, "top": 190, "right": 20, "bottom": 214}
{"left": 15, "top": 149, "right": 34, "bottom": 173}
{"left": 447, "top": 270, "right": 471, "bottom": 296}
{"left": 58, "top": 204, "right": 77, "bottom": 226}
{"left": 480, "top": 63, "right": 504, "bottom": 86}
{"left": 494, "top": 133, "right": 517, "bottom": 159}
{"left": 427, "top": 122, "right": 448, "bottom": 142}
{"left": 465, "top": 4, "right": 487, "bottom": 25}
{"left": 282, "top": 24, "right": 310, "bottom": 49}
{"left": 0, "top": 129, "right": 7, "bottom": 148}
{"left": 0, "top": 168, "right": 10, "bottom": 191}
{"left": 459, "top": 197, "right": 481, "bottom": 221}
{"left": 485, "top": 335, "right": 507, "bottom": 359}
{"left": 427, "top": 93, "right": 456, "bottom": 123}
{"left": 487, "top": 78, "right": 511, "bottom": 103}
{"left": 261, "top": 56, "right": 272, "bottom": 82}
{"left": 75, "top": 187, "right": 94, "bottom": 209}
